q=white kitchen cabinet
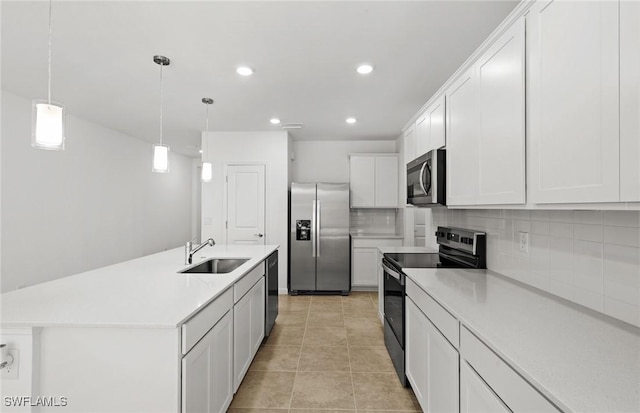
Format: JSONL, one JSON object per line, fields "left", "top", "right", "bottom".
{"left": 476, "top": 17, "right": 526, "bottom": 205}
{"left": 620, "top": 0, "right": 640, "bottom": 202}
{"left": 349, "top": 154, "right": 399, "bottom": 208}
{"left": 353, "top": 237, "right": 402, "bottom": 288}
{"left": 233, "top": 277, "right": 265, "bottom": 391}
{"left": 404, "top": 124, "right": 416, "bottom": 165}
{"left": 447, "top": 18, "right": 525, "bottom": 206}
{"left": 182, "top": 310, "right": 233, "bottom": 413}
{"left": 406, "top": 286, "right": 459, "bottom": 413}
{"left": 460, "top": 361, "right": 510, "bottom": 413}
{"left": 415, "top": 112, "right": 430, "bottom": 157}
{"left": 446, "top": 67, "right": 478, "bottom": 206}
{"left": 528, "top": 0, "right": 620, "bottom": 204}
{"left": 416, "top": 96, "right": 447, "bottom": 158}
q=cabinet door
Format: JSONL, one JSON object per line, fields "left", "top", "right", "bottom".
{"left": 415, "top": 113, "right": 430, "bottom": 157}
{"left": 233, "top": 290, "right": 252, "bottom": 391}
{"left": 621, "top": 0, "right": 640, "bottom": 202}
{"left": 460, "top": 362, "right": 510, "bottom": 413}
{"left": 404, "top": 124, "right": 416, "bottom": 164}
{"left": 476, "top": 18, "right": 526, "bottom": 205}
{"left": 350, "top": 156, "right": 375, "bottom": 207}
{"left": 375, "top": 156, "right": 399, "bottom": 207}
{"left": 528, "top": 0, "right": 619, "bottom": 203}
{"left": 405, "top": 298, "right": 429, "bottom": 409}
{"left": 182, "top": 311, "right": 233, "bottom": 413}
{"left": 428, "top": 96, "right": 446, "bottom": 150}
{"left": 352, "top": 248, "right": 378, "bottom": 286}
{"left": 250, "top": 277, "right": 265, "bottom": 356}
{"left": 446, "top": 67, "right": 478, "bottom": 205}
{"left": 425, "top": 316, "right": 459, "bottom": 413}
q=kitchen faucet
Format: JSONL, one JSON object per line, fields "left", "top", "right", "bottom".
{"left": 185, "top": 238, "right": 215, "bottom": 265}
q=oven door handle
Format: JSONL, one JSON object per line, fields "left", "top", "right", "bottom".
{"left": 382, "top": 263, "right": 404, "bottom": 284}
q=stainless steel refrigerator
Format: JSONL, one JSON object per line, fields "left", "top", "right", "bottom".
{"left": 289, "top": 182, "right": 350, "bottom": 295}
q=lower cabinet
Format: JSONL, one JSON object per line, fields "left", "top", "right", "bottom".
{"left": 182, "top": 310, "right": 234, "bottom": 413}
{"left": 406, "top": 297, "right": 459, "bottom": 413}
{"left": 233, "top": 277, "right": 265, "bottom": 391}
{"left": 352, "top": 238, "right": 403, "bottom": 288}
{"left": 460, "top": 361, "right": 510, "bottom": 413}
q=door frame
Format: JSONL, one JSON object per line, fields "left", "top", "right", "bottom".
{"left": 223, "top": 162, "right": 268, "bottom": 244}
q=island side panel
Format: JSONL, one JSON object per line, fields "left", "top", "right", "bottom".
{"left": 37, "top": 326, "right": 180, "bottom": 413}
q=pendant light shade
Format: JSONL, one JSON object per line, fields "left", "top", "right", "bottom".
{"left": 32, "top": 0, "right": 65, "bottom": 151}
{"left": 152, "top": 55, "right": 171, "bottom": 173}
{"left": 152, "top": 144, "right": 170, "bottom": 173}
{"left": 32, "top": 100, "right": 65, "bottom": 150}
{"left": 201, "top": 97, "right": 214, "bottom": 182}
{"left": 201, "top": 162, "right": 212, "bottom": 182}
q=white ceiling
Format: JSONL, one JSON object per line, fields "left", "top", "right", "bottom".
{"left": 1, "top": 1, "right": 519, "bottom": 157}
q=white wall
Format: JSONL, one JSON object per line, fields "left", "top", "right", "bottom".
{"left": 1, "top": 91, "right": 193, "bottom": 292}
{"left": 201, "top": 131, "right": 290, "bottom": 293}
{"left": 431, "top": 208, "right": 640, "bottom": 328}
{"left": 292, "top": 140, "right": 396, "bottom": 183}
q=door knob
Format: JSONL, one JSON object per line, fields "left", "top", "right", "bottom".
{"left": 254, "top": 233, "right": 264, "bottom": 238}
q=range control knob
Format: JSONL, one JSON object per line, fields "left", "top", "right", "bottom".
{"left": 435, "top": 231, "right": 445, "bottom": 237}
{"left": 460, "top": 237, "right": 474, "bottom": 245}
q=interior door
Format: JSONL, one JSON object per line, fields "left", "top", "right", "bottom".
{"left": 316, "top": 183, "right": 350, "bottom": 292}
{"left": 226, "top": 164, "right": 266, "bottom": 245}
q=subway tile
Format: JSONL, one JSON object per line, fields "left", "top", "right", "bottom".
{"left": 530, "top": 210, "right": 551, "bottom": 221}
{"left": 511, "top": 210, "right": 531, "bottom": 220}
{"left": 603, "top": 211, "right": 640, "bottom": 228}
{"left": 549, "top": 237, "right": 573, "bottom": 285}
{"left": 573, "top": 240, "right": 603, "bottom": 294}
{"left": 549, "top": 223, "right": 573, "bottom": 239}
{"left": 514, "top": 220, "right": 531, "bottom": 233}
{"left": 573, "top": 224, "right": 603, "bottom": 242}
{"left": 548, "top": 210, "right": 574, "bottom": 223}
{"left": 573, "top": 211, "right": 603, "bottom": 225}
{"left": 530, "top": 234, "right": 550, "bottom": 272}
{"left": 574, "top": 288, "right": 604, "bottom": 312}
{"left": 531, "top": 220, "right": 550, "bottom": 235}
{"left": 604, "top": 297, "right": 640, "bottom": 327}
{"left": 604, "top": 226, "right": 640, "bottom": 248}
{"left": 603, "top": 244, "right": 640, "bottom": 306}
{"left": 547, "top": 279, "right": 574, "bottom": 301}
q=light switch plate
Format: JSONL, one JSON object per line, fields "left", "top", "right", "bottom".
{"left": 1, "top": 349, "right": 19, "bottom": 379}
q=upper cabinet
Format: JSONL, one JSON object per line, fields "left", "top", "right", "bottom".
{"left": 350, "top": 154, "right": 399, "bottom": 208}
{"left": 415, "top": 96, "right": 446, "bottom": 158}
{"left": 528, "top": 0, "right": 620, "bottom": 203}
{"left": 446, "top": 18, "right": 526, "bottom": 206}
{"left": 404, "top": 125, "right": 416, "bottom": 165}
{"left": 621, "top": 1, "right": 640, "bottom": 202}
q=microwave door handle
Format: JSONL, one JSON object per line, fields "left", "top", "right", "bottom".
{"left": 419, "top": 162, "right": 428, "bottom": 195}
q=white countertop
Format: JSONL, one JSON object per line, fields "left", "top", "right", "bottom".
{"left": 0, "top": 244, "right": 278, "bottom": 329}
{"left": 404, "top": 268, "right": 640, "bottom": 413}
{"left": 350, "top": 232, "right": 404, "bottom": 239}
{"left": 377, "top": 246, "right": 438, "bottom": 254}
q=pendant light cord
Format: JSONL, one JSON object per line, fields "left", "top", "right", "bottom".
{"left": 47, "top": 0, "right": 53, "bottom": 105}
{"left": 159, "top": 62, "right": 163, "bottom": 145}
{"left": 205, "top": 103, "right": 209, "bottom": 132}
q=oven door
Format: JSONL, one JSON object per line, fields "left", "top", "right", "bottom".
{"left": 382, "top": 261, "right": 405, "bottom": 348}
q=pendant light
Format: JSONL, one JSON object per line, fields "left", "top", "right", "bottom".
{"left": 201, "top": 98, "right": 214, "bottom": 182}
{"left": 152, "top": 55, "right": 170, "bottom": 173}
{"left": 32, "top": 0, "right": 65, "bottom": 150}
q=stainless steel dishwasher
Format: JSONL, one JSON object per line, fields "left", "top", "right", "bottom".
{"left": 265, "top": 251, "right": 278, "bottom": 336}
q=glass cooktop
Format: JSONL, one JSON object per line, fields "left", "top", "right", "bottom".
{"left": 383, "top": 252, "right": 467, "bottom": 270}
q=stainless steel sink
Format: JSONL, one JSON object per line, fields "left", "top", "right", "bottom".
{"left": 180, "top": 258, "right": 249, "bottom": 274}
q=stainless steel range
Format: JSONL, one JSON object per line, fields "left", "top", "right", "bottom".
{"left": 382, "top": 226, "right": 486, "bottom": 386}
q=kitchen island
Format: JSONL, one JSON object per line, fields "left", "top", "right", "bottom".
{"left": 0, "top": 244, "right": 278, "bottom": 413}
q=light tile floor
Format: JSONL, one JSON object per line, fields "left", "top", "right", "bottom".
{"left": 228, "top": 291, "right": 421, "bottom": 413}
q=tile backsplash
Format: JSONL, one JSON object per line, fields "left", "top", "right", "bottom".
{"left": 429, "top": 209, "right": 640, "bottom": 328}
{"left": 350, "top": 209, "right": 399, "bottom": 234}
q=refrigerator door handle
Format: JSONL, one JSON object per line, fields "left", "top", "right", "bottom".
{"left": 316, "top": 201, "right": 321, "bottom": 257}
{"left": 311, "top": 200, "right": 317, "bottom": 257}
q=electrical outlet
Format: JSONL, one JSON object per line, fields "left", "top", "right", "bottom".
{"left": 518, "top": 232, "right": 529, "bottom": 254}
{"left": 1, "top": 349, "right": 19, "bottom": 379}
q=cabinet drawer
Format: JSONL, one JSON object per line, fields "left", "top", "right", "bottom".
{"left": 182, "top": 287, "right": 233, "bottom": 355}
{"left": 406, "top": 278, "right": 459, "bottom": 348}
{"left": 460, "top": 326, "right": 560, "bottom": 413}
{"left": 234, "top": 262, "right": 265, "bottom": 303}
{"left": 352, "top": 238, "right": 403, "bottom": 248}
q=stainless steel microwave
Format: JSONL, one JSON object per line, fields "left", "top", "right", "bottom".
{"left": 406, "top": 149, "right": 446, "bottom": 206}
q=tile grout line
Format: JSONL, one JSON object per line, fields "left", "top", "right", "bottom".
{"left": 344, "top": 295, "right": 359, "bottom": 411}
{"left": 287, "top": 295, "right": 311, "bottom": 411}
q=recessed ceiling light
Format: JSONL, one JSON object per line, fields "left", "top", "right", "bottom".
{"left": 356, "top": 64, "right": 374, "bottom": 75}
{"left": 270, "top": 118, "right": 281, "bottom": 125}
{"left": 346, "top": 117, "right": 357, "bottom": 124}
{"left": 236, "top": 66, "right": 254, "bottom": 76}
